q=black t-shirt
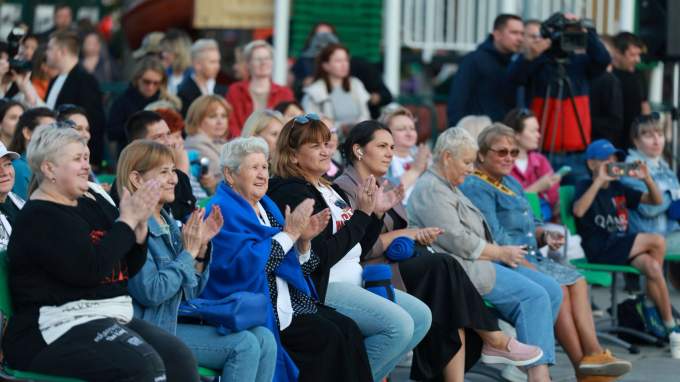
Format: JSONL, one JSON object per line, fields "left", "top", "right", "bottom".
{"left": 612, "top": 69, "right": 647, "bottom": 149}
{"left": 3, "top": 198, "right": 146, "bottom": 369}
{"left": 574, "top": 179, "right": 642, "bottom": 252}
{"left": 589, "top": 71, "right": 624, "bottom": 147}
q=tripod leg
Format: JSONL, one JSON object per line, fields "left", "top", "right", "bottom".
{"left": 549, "top": 79, "right": 565, "bottom": 156}
{"left": 563, "top": 76, "right": 589, "bottom": 148}
{"left": 540, "top": 81, "right": 553, "bottom": 151}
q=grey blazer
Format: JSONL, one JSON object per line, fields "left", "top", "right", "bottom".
{"left": 407, "top": 169, "right": 496, "bottom": 294}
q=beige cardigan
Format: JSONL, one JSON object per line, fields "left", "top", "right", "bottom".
{"left": 407, "top": 169, "right": 497, "bottom": 294}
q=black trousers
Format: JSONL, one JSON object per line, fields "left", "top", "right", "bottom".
{"left": 28, "top": 318, "right": 199, "bottom": 382}
{"left": 280, "top": 305, "right": 373, "bottom": 382}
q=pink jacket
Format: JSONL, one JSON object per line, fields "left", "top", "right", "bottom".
{"left": 510, "top": 151, "right": 559, "bottom": 208}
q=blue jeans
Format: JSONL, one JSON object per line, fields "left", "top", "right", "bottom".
{"left": 325, "top": 282, "right": 431, "bottom": 381}
{"left": 176, "top": 324, "right": 277, "bottom": 382}
{"left": 483, "top": 264, "right": 562, "bottom": 366}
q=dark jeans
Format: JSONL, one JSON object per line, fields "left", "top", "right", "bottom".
{"left": 28, "top": 318, "right": 199, "bottom": 382}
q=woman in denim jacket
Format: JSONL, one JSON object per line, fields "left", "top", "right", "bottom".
{"left": 459, "top": 124, "right": 631, "bottom": 380}
{"left": 123, "top": 140, "right": 277, "bottom": 382}
{"left": 622, "top": 114, "right": 680, "bottom": 288}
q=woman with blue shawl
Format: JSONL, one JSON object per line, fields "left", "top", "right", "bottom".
{"left": 202, "top": 137, "right": 373, "bottom": 382}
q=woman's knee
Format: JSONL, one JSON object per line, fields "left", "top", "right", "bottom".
{"left": 396, "top": 291, "right": 432, "bottom": 336}
{"left": 229, "top": 330, "right": 262, "bottom": 361}
{"left": 250, "top": 326, "right": 277, "bottom": 359}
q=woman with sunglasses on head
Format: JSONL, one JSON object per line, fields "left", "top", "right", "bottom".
{"left": 267, "top": 113, "right": 431, "bottom": 382}
{"left": 621, "top": 113, "right": 680, "bottom": 291}
{"left": 335, "top": 121, "right": 545, "bottom": 382}
{"left": 459, "top": 124, "right": 631, "bottom": 381}
{"left": 504, "top": 108, "right": 562, "bottom": 222}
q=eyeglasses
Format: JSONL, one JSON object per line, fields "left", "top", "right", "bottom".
{"left": 489, "top": 148, "right": 520, "bottom": 158}
{"left": 293, "top": 113, "right": 321, "bottom": 127}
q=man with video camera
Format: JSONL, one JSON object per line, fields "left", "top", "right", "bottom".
{"left": 508, "top": 12, "right": 611, "bottom": 184}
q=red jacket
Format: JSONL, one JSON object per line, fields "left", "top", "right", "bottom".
{"left": 226, "top": 80, "right": 294, "bottom": 138}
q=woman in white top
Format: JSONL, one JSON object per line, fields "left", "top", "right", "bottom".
{"left": 301, "top": 44, "right": 370, "bottom": 137}
{"left": 267, "top": 114, "right": 432, "bottom": 382}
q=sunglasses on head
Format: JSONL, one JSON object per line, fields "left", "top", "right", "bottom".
{"left": 292, "top": 113, "right": 321, "bottom": 127}
{"left": 517, "top": 108, "right": 532, "bottom": 118}
{"left": 634, "top": 112, "right": 661, "bottom": 125}
{"left": 55, "top": 103, "right": 80, "bottom": 115}
{"left": 489, "top": 148, "right": 520, "bottom": 158}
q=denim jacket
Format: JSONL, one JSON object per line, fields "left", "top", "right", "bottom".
{"left": 621, "top": 149, "right": 680, "bottom": 235}
{"left": 460, "top": 173, "right": 541, "bottom": 248}
{"left": 128, "top": 209, "right": 211, "bottom": 334}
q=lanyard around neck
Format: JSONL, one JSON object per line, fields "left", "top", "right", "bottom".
{"left": 473, "top": 170, "right": 516, "bottom": 196}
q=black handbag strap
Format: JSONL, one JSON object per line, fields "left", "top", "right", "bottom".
{"left": 364, "top": 279, "right": 395, "bottom": 301}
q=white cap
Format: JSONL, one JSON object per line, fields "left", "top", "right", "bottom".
{"left": 0, "top": 142, "right": 19, "bottom": 160}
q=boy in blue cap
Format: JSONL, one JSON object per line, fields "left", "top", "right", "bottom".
{"left": 572, "top": 139, "right": 677, "bottom": 335}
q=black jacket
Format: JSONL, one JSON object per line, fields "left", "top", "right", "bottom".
{"left": 177, "top": 77, "right": 228, "bottom": 116}
{"left": 47, "top": 64, "right": 107, "bottom": 169}
{"left": 107, "top": 84, "right": 160, "bottom": 144}
{"left": 267, "top": 176, "right": 383, "bottom": 302}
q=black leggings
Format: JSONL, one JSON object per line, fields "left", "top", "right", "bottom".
{"left": 28, "top": 318, "right": 199, "bottom": 382}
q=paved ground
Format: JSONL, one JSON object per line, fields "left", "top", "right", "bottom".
{"left": 389, "top": 274, "right": 680, "bottom": 381}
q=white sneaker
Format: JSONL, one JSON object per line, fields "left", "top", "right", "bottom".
{"left": 670, "top": 330, "right": 680, "bottom": 359}
{"left": 501, "top": 365, "right": 528, "bottom": 382}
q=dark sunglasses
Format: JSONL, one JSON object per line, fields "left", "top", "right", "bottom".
{"left": 634, "top": 112, "right": 661, "bottom": 125}
{"left": 489, "top": 148, "right": 520, "bottom": 158}
{"left": 293, "top": 113, "right": 320, "bottom": 127}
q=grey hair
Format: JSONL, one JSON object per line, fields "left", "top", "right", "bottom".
{"left": 433, "top": 127, "right": 478, "bottom": 163}
{"left": 456, "top": 115, "right": 492, "bottom": 141}
{"left": 220, "top": 137, "right": 269, "bottom": 174}
{"left": 243, "top": 40, "right": 273, "bottom": 63}
{"left": 27, "top": 124, "right": 87, "bottom": 185}
{"left": 191, "top": 38, "right": 219, "bottom": 61}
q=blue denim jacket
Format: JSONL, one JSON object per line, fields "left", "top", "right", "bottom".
{"left": 460, "top": 173, "right": 540, "bottom": 248}
{"left": 128, "top": 209, "right": 211, "bottom": 334}
{"left": 621, "top": 149, "right": 680, "bottom": 235}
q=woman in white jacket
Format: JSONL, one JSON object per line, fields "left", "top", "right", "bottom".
{"left": 301, "top": 44, "right": 370, "bottom": 137}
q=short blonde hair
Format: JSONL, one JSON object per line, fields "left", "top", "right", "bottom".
{"left": 185, "top": 95, "right": 233, "bottom": 136}
{"left": 243, "top": 40, "right": 273, "bottom": 63}
{"left": 27, "top": 125, "right": 87, "bottom": 186}
{"left": 116, "top": 140, "right": 175, "bottom": 197}
{"left": 476, "top": 123, "right": 517, "bottom": 156}
{"left": 241, "top": 109, "right": 285, "bottom": 138}
{"left": 379, "top": 105, "right": 415, "bottom": 127}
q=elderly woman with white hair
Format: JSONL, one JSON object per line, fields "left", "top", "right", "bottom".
{"left": 4, "top": 127, "right": 200, "bottom": 380}
{"left": 203, "top": 136, "right": 373, "bottom": 382}
{"left": 226, "top": 40, "right": 295, "bottom": 138}
{"left": 408, "top": 127, "right": 563, "bottom": 382}
{"left": 240, "top": 109, "right": 286, "bottom": 154}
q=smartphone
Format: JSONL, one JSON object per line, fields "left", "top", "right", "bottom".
{"left": 606, "top": 162, "right": 639, "bottom": 177}
{"left": 199, "top": 157, "right": 210, "bottom": 176}
{"left": 556, "top": 166, "right": 571, "bottom": 177}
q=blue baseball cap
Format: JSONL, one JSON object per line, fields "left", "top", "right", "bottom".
{"left": 585, "top": 139, "right": 624, "bottom": 160}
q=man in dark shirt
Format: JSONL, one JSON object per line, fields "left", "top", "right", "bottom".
{"left": 590, "top": 36, "right": 624, "bottom": 146}
{"left": 612, "top": 32, "right": 650, "bottom": 149}
{"left": 447, "top": 14, "right": 524, "bottom": 125}
{"left": 109, "top": 111, "right": 196, "bottom": 220}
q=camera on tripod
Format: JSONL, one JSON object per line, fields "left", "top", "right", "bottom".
{"left": 540, "top": 12, "right": 594, "bottom": 56}
{"left": 6, "top": 28, "right": 32, "bottom": 74}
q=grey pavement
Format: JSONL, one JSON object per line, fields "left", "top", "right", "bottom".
{"left": 389, "top": 274, "right": 680, "bottom": 381}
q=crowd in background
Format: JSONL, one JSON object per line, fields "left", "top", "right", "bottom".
{"left": 1, "top": 4, "right": 680, "bottom": 382}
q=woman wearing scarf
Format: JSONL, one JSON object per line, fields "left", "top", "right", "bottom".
{"left": 202, "top": 136, "right": 372, "bottom": 382}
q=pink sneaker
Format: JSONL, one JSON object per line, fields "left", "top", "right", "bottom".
{"left": 480, "top": 338, "right": 543, "bottom": 366}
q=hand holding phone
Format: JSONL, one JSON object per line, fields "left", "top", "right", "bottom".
{"left": 606, "top": 162, "right": 639, "bottom": 178}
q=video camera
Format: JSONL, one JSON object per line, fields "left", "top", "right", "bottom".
{"left": 6, "top": 28, "right": 32, "bottom": 73}
{"left": 540, "top": 12, "right": 594, "bottom": 56}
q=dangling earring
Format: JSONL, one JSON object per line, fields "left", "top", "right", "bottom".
{"left": 51, "top": 178, "right": 57, "bottom": 183}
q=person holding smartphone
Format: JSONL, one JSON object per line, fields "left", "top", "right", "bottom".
{"left": 573, "top": 138, "right": 679, "bottom": 337}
